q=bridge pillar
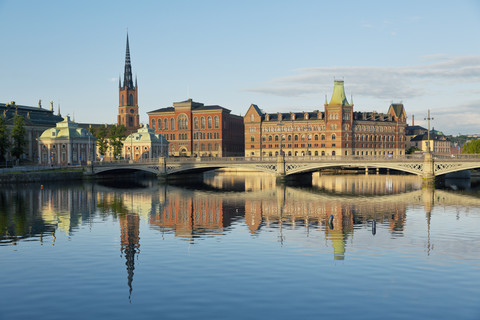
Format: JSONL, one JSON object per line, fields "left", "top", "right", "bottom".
{"left": 158, "top": 157, "right": 166, "bottom": 174}
{"left": 276, "top": 154, "right": 286, "bottom": 182}
{"left": 365, "top": 167, "right": 369, "bottom": 175}
{"left": 423, "top": 152, "right": 435, "bottom": 185}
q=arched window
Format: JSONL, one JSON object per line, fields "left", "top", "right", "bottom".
{"left": 314, "top": 135, "right": 319, "bottom": 141}
{"left": 207, "top": 116, "right": 212, "bottom": 129}
{"left": 250, "top": 114, "right": 254, "bottom": 122}
{"left": 332, "top": 151, "right": 336, "bottom": 156}
{"left": 214, "top": 116, "right": 219, "bottom": 128}
{"left": 194, "top": 117, "right": 199, "bottom": 129}
{"left": 201, "top": 117, "right": 205, "bottom": 129}
{"left": 288, "top": 135, "right": 292, "bottom": 141}
{"left": 151, "top": 119, "right": 156, "bottom": 130}
{"left": 129, "top": 94, "right": 133, "bottom": 106}
{"left": 164, "top": 118, "right": 168, "bottom": 130}
{"left": 294, "top": 135, "right": 298, "bottom": 141}
{"left": 275, "top": 135, "right": 279, "bottom": 142}
{"left": 178, "top": 114, "right": 188, "bottom": 130}
{"left": 332, "top": 134, "right": 336, "bottom": 140}
{"left": 321, "top": 134, "right": 325, "bottom": 140}
{"left": 171, "top": 118, "right": 175, "bottom": 130}
{"left": 268, "top": 136, "right": 272, "bottom": 141}
{"left": 122, "top": 96, "right": 124, "bottom": 106}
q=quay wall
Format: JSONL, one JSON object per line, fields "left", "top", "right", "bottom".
{"left": 0, "top": 171, "right": 84, "bottom": 184}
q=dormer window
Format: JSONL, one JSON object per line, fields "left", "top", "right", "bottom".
{"left": 52, "top": 132, "right": 56, "bottom": 137}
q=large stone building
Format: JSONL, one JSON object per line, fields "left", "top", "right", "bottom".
{"left": 244, "top": 80, "right": 407, "bottom": 158}
{"left": 147, "top": 99, "right": 244, "bottom": 157}
{"left": 1, "top": 101, "right": 63, "bottom": 162}
{"left": 117, "top": 33, "right": 140, "bottom": 134}
{"left": 38, "top": 116, "right": 96, "bottom": 165}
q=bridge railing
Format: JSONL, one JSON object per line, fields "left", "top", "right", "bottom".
{"left": 90, "top": 153, "right": 480, "bottom": 166}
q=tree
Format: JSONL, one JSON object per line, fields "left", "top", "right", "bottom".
{"left": 91, "top": 126, "right": 109, "bottom": 157}
{"left": 109, "top": 125, "right": 126, "bottom": 159}
{"left": 462, "top": 139, "right": 480, "bottom": 154}
{"left": 406, "top": 146, "right": 421, "bottom": 154}
{"left": 11, "top": 114, "right": 26, "bottom": 161}
{"left": 0, "top": 116, "right": 10, "bottom": 163}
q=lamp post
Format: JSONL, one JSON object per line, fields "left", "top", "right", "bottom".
{"left": 277, "top": 121, "right": 284, "bottom": 156}
{"left": 424, "top": 110, "right": 434, "bottom": 153}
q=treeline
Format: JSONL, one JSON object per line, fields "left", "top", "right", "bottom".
{"left": 88, "top": 125, "right": 127, "bottom": 159}
{"left": 0, "top": 114, "right": 27, "bottom": 164}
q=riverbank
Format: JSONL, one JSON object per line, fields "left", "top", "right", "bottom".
{"left": 0, "top": 168, "right": 84, "bottom": 183}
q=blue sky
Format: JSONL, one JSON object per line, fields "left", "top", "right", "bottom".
{"left": 1, "top": 0, "right": 480, "bottom": 135}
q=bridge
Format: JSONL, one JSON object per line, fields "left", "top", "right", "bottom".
{"left": 85, "top": 153, "right": 480, "bottom": 183}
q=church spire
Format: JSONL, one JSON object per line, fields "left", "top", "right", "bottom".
{"left": 123, "top": 32, "right": 134, "bottom": 90}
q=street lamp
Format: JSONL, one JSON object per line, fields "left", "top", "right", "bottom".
{"left": 277, "top": 121, "right": 284, "bottom": 156}
{"left": 424, "top": 110, "right": 434, "bottom": 153}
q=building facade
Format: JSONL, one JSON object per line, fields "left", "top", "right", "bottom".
{"left": 410, "top": 133, "right": 451, "bottom": 155}
{"left": 1, "top": 100, "right": 64, "bottom": 162}
{"left": 123, "top": 125, "right": 169, "bottom": 160}
{"left": 147, "top": 99, "right": 244, "bottom": 157}
{"left": 244, "top": 80, "right": 407, "bottom": 157}
{"left": 117, "top": 33, "right": 140, "bottom": 134}
{"left": 38, "top": 116, "right": 96, "bottom": 165}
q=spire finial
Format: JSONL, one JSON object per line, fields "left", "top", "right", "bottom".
{"left": 57, "top": 103, "right": 61, "bottom": 116}
{"left": 351, "top": 94, "right": 353, "bottom": 105}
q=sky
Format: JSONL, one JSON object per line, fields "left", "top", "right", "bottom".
{"left": 1, "top": 0, "right": 480, "bottom": 135}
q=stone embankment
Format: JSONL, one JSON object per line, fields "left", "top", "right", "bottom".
{"left": 0, "top": 167, "right": 84, "bottom": 183}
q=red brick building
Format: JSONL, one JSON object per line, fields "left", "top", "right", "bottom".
{"left": 244, "top": 80, "right": 407, "bottom": 158}
{"left": 147, "top": 99, "right": 244, "bottom": 157}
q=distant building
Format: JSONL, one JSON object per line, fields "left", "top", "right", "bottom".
{"left": 410, "top": 133, "right": 451, "bottom": 155}
{"left": 123, "top": 125, "right": 169, "bottom": 160}
{"left": 147, "top": 99, "right": 244, "bottom": 157}
{"left": 1, "top": 100, "right": 63, "bottom": 162}
{"left": 117, "top": 33, "right": 140, "bottom": 134}
{"left": 405, "top": 125, "right": 427, "bottom": 151}
{"left": 38, "top": 116, "right": 96, "bottom": 165}
{"left": 244, "top": 80, "right": 407, "bottom": 157}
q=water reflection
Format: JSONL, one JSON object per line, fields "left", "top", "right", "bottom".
{"left": 1, "top": 173, "right": 480, "bottom": 298}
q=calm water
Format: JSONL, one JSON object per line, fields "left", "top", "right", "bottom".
{"left": 1, "top": 172, "right": 480, "bottom": 320}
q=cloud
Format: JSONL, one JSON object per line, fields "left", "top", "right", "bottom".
{"left": 244, "top": 55, "right": 480, "bottom": 100}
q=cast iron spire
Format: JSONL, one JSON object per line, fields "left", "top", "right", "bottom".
{"left": 123, "top": 33, "right": 134, "bottom": 90}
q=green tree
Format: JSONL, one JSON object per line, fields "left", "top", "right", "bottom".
{"left": 0, "top": 116, "right": 10, "bottom": 163}
{"left": 91, "top": 126, "right": 109, "bottom": 157}
{"left": 406, "top": 146, "right": 421, "bottom": 154}
{"left": 462, "top": 139, "right": 480, "bottom": 154}
{"left": 109, "top": 125, "right": 126, "bottom": 159}
{"left": 11, "top": 114, "right": 26, "bottom": 160}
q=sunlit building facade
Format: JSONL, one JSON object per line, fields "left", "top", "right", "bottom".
{"left": 244, "top": 80, "right": 407, "bottom": 158}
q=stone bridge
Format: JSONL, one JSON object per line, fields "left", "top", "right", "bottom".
{"left": 85, "top": 153, "right": 480, "bottom": 182}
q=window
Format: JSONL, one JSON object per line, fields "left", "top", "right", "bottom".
{"left": 194, "top": 117, "right": 199, "bottom": 129}
{"left": 332, "top": 134, "right": 336, "bottom": 140}
{"left": 128, "top": 94, "right": 133, "bottom": 106}
{"left": 201, "top": 117, "right": 205, "bottom": 129}
{"left": 178, "top": 114, "right": 188, "bottom": 130}
{"left": 171, "top": 118, "right": 175, "bottom": 130}
{"left": 321, "top": 134, "right": 325, "bottom": 140}
{"left": 208, "top": 116, "right": 212, "bottom": 129}
{"left": 251, "top": 136, "right": 255, "bottom": 142}
{"left": 152, "top": 119, "right": 156, "bottom": 130}
{"left": 214, "top": 116, "right": 219, "bottom": 128}
{"left": 164, "top": 118, "right": 168, "bottom": 130}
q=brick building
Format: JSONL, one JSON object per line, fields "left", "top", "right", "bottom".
{"left": 147, "top": 99, "right": 244, "bottom": 157}
{"left": 244, "top": 80, "right": 407, "bottom": 158}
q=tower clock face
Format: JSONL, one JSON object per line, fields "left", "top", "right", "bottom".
{"left": 130, "top": 109, "right": 135, "bottom": 114}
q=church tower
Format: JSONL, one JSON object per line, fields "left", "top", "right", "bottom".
{"left": 117, "top": 33, "right": 140, "bottom": 133}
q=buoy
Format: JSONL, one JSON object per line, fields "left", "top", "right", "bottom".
{"left": 372, "top": 220, "right": 376, "bottom": 235}
{"left": 40, "top": 185, "right": 43, "bottom": 189}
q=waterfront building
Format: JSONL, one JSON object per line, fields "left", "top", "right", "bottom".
{"left": 1, "top": 100, "right": 63, "bottom": 162}
{"left": 38, "top": 116, "right": 96, "bottom": 165}
{"left": 117, "top": 33, "right": 140, "bottom": 134}
{"left": 244, "top": 80, "right": 407, "bottom": 157}
{"left": 123, "top": 124, "right": 169, "bottom": 160}
{"left": 147, "top": 99, "right": 244, "bottom": 157}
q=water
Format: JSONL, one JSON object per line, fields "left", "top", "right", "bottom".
{"left": 1, "top": 172, "right": 480, "bottom": 320}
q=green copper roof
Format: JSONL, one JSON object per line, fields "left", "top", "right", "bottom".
{"left": 327, "top": 80, "right": 352, "bottom": 107}
{"left": 40, "top": 116, "right": 95, "bottom": 140}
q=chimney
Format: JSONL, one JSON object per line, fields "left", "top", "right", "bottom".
{"left": 412, "top": 114, "right": 415, "bottom": 126}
